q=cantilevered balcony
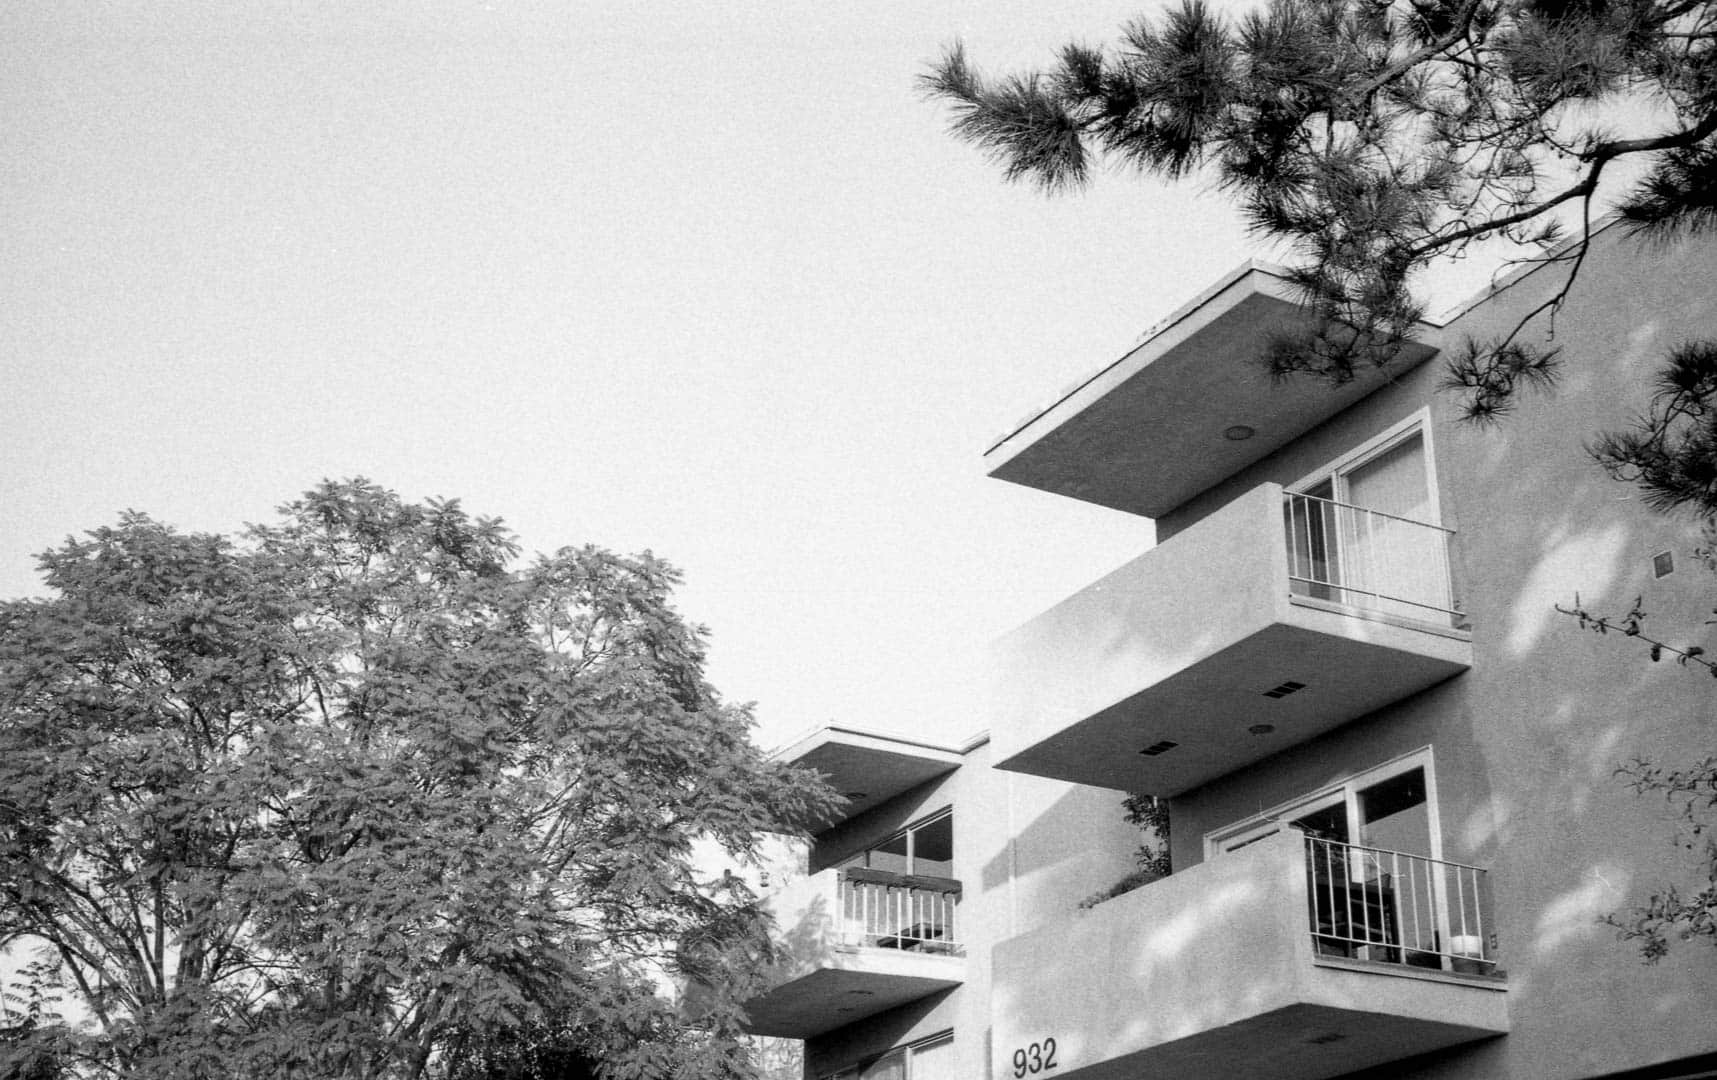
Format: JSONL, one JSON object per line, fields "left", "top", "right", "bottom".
{"left": 773, "top": 725, "right": 962, "bottom": 831}
{"left": 989, "top": 831, "right": 1507, "bottom": 1080}
{"left": 983, "top": 261, "right": 1439, "bottom": 518}
{"left": 989, "top": 482, "right": 1471, "bottom": 795}
{"left": 740, "top": 868, "right": 963, "bottom": 1039}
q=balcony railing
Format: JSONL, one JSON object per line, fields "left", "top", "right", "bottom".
{"left": 1304, "top": 836, "right": 1496, "bottom": 975}
{"left": 989, "top": 830, "right": 1507, "bottom": 1079}
{"left": 1284, "top": 491, "right": 1462, "bottom": 625}
{"left": 839, "top": 869, "right": 962, "bottom": 955}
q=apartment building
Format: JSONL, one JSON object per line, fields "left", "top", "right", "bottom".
{"left": 742, "top": 223, "right": 1717, "bottom": 1080}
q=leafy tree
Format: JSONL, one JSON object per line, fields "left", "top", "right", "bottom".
{"left": 924, "top": 0, "right": 1717, "bottom": 490}
{"left": 1079, "top": 794, "right": 1170, "bottom": 909}
{"left": 1560, "top": 586, "right": 1717, "bottom": 959}
{"left": 0, "top": 480, "right": 836, "bottom": 1080}
{"left": 1603, "top": 756, "right": 1717, "bottom": 959}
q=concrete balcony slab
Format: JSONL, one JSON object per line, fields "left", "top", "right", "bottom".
{"left": 990, "top": 833, "right": 1507, "bottom": 1080}
{"left": 984, "top": 262, "right": 1438, "bottom": 520}
{"left": 742, "top": 868, "right": 964, "bottom": 1039}
{"left": 989, "top": 483, "right": 1471, "bottom": 796}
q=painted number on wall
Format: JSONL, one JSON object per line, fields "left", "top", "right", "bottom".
{"left": 1011, "top": 1038, "right": 1058, "bottom": 1077}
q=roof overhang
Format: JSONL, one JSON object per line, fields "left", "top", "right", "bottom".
{"left": 775, "top": 726, "right": 963, "bottom": 832}
{"left": 983, "top": 262, "right": 1440, "bottom": 519}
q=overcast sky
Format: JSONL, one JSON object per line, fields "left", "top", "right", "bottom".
{"left": 1, "top": 1, "right": 1279, "bottom": 749}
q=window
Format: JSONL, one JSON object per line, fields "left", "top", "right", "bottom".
{"left": 1207, "top": 750, "right": 1484, "bottom": 968}
{"left": 835, "top": 808, "right": 953, "bottom": 879}
{"left": 1283, "top": 414, "right": 1457, "bottom": 624}
{"left": 1206, "top": 749, "right": 1440, "bottom": 860}
{"left": 824, "top": 1033, "right": 954, "bottom": 1080}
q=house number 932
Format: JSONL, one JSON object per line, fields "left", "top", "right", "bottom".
{"left": 1011, "top": 1038, "right": 1058, "bottom": 1077}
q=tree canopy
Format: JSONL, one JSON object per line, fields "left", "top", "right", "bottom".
{"left": 0, "top": 480, "right": 836, "bottom": 1079}
{"left": 925, "top": 0, "right": 1717, "bottom": 507}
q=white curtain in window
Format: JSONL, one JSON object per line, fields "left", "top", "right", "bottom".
{"left": 1339, "top": 434, "right": 1450, "bottom": 619}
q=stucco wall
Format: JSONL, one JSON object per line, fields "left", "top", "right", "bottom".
{"left": 1164, "top": 224, "right": 1717, "bottom": 1079}
{"left": 799, "top": 226, "right": 1716, "bottom": 1080}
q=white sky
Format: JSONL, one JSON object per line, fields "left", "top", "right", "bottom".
{"left": 2, "top": 1, "right": 1278, "bottom": 749}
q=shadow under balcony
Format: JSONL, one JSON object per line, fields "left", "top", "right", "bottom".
{"left": 740, "top": 867, "right": 964, "bottom": 1039}
{"left": 983, "top": 261, "right": 1439, "bottom": 519}
{"left": 990, "top": 482, "right": 1472, "bottom": 795}
{"left": 989, "top": 832, "right": 1507, "bottom": 1080}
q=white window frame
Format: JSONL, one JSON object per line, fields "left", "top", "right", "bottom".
{"left": 1203, "top": 747, "right": 1444, "bottom": 863}
{"left": 837, "top": 806, "right": 953, "bottom": 877}
{"left": 1287, "top": 407, "right": 1442, "bottom": 527}
{"left": 821, "top": 1031, "right": 954, "bottom": 1080}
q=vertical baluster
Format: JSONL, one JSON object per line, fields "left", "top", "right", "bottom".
{"left": 1320, "top": 499, "right": 1333, "bottom": 591}
{"left": 1361, "top": 506, "right": 1378, "bottom": 605}
{"left": 1439, "top": 524, "right": 1452, "bottom": 617}
{"left": 1297, "top": 493, "right": 1307, "bottom": 582}
{"left": 1312, "top": 836, "right": 1321, "bottom": 940}
{"left": 1302, "top": 837, "right": 1312, "bottom": 937}
{"left": 1337, "top": 501, "right": 1351, "bottom": 600}
{"left": 1471, "top": 867, "right": 1486, "bottom": 962}
{"left": 1303, "top": 496, "right": 1318, "bottom": 588}
{"left": 1351, "top": 842, "right": 1363, "bottom": 950}
{"left": 1389, "top": 851, "right": 1402, "bottom": 951}
{"left": 1328, "top": 498, "right": 1342, "bottom": 596}
{"left": 1407, "top": 852, "right": 1423, "bottom": 954}
{"left": 1324, "top": 840, "right": 1339, "bottom": 953}
{"left": 1455, "top": 862, "right": 1470, "bottom": 949}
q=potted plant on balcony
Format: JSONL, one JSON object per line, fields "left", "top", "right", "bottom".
{"left": 1080, "top": 795, "right": 1171, "bottom": 909}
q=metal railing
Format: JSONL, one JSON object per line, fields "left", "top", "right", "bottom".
{"left": 838, "top": 871, "right": 962, "bottom": 955}
{"left": 1282, "top": 491, "right": 1462, "bottom": 625}
{"left": 1303, "top": 836, "right": 1495, "bottom": 974}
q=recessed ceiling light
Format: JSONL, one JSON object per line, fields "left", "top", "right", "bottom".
{"left": 1224, "top": 425, "right": 1256, "bottom": 441}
